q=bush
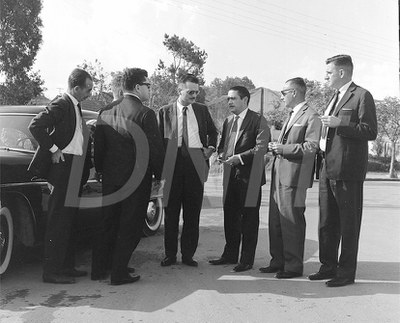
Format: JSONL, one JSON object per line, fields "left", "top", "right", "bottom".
{"left": 368, "top": 155, "right": 400, "bottom": 172}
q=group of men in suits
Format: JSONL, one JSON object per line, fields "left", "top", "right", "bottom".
{"left": 29, "top": 53, "right": 377, "bottom": 288}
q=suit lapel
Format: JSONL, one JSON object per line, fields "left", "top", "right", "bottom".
{"left": 333, "top": 82, "right": 356, "bottom": 116}
{"left": 167, "top": 103, "right": 178, "bottom": 139}
{"left": 236, "top": 110, "right": 251, "bottom": 144}
{"left": 285, "top": 104, "right": 307, "bottom": 134}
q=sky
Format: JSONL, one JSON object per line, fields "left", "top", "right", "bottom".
{"left": 34, "top": 0, "right": 399, "bottom": 100}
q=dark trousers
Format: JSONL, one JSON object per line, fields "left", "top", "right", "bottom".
{"left": 91, "top": 172, "right": 152, "bottom": 280}
{"left": 268, "top": 167, "right": 307, "bottom": 274}
{"left": 43, "top": 155, "right": 81, "bottom": 275}
{"left": 222, "top": 169, "right": 261, "bottom": 266}
{"left": 318, "top": 160, "right": 363, "bottom": 279}
{"left": 164, "top": 149, "right": 205, "bottom": 260}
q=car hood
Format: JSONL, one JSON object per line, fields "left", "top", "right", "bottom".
{"left": 0, "top": 148, "right": 35, "bottom": 184}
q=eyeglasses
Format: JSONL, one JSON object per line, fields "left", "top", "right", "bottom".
{"left": 186, "top": 90, "right": 200, "bottom": 95}
{"left": 280, "top": 89, "right": 294, "bottom": 96}
{"left": 139, "top": 82, "right": 151, "bottom": 89}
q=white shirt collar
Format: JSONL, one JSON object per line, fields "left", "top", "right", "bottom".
{"left": 124, "top": 92, "right": 141, "bottom": 102}
{"left": 235, "top": 107, "right": 248, "bottom": 120}
{"left": 338, "top": 80, "right": 352, "bottom": 95}
{"left": 291, "top": 101, "right": 306, "bottom": 115}
{"left": 66, "top": 92, "right": 79, "bottom": 106}
{"left": 177, "top": 100, "right": 192, "bottom": 112}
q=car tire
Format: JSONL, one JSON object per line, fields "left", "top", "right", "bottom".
{"left": 0, "top": 205, "right": 14, "bottom": 275}
{"left": 143, "top": 197, "right": 163, "bottom": 237}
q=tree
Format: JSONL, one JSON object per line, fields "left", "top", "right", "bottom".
{"left": 376, "top": 97, "right": 400, "bottom": 178}
{"left": 78, "top": 59, "right": 111, "bottom": 106}
{"left": 205, "top": 76, "right": 256, "bottom": 102}
{"left": 150, "top": 34, "right": 208, "bottom": 110}
{"left": 0, "top": 0, "right": 45, "bottom": 104}
{"left": 305, "top": 79, "right": 334, "bottom": 114}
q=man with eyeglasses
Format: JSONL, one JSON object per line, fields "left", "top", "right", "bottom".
{"left": 158, "top": 74, "right": 218, "bottom": 267}
{"left": 260, "top": 77, "right": 321, "bottom": 279}
{"left": 91, "top": 67, "right": 165, "bottom": 285}
{"left": 309, "top": 55, "right": 377, "bottom": 287}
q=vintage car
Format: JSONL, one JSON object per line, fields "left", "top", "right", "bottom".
{"left": 0, "top": 105, "right": 163, "bottom": 275}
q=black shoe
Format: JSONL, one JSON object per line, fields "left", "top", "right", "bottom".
{"left": 43, "top": 273, "right": 76, "bottom": 284}
{"left": 110, "top": 274, "right": 141, "bottom": 286}
{"left": 308, "top": 271, "right": 336, "bottom": 280}
{"left": 209, "top": 257, "right": 236, "bottom": 265}
{"left": 259, "top": 266, "right": 282, "bottom": 273}
{"left": 275, "top": 271, "right": 302, "bottom": 279}
{"left": 62, "top": 268, "right": 88, "bottom": 277}
{"left": 232, "top": 263, "right": 252, "bottom": 272}
{"left": 91, "top": 272, "right": 109, "bottom": 281}
{"left": 326, "top": 277, "right": 354, "bottom": 287}
{"left": 161, "top": 257, "right": 177, "bottom": 267}
{"left": 127, "top": 267, "right": 135, "bottom": 273}
{"left": 182, "top": 258, "right": 198, "bottom": 267}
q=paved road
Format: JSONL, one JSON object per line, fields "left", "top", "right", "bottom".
{"left": 1, "top": 176, "right": 399, "bottom": 322}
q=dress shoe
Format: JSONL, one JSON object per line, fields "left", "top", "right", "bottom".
{"left": 62, "top": 268, "right": 88, "bottom": 277}
{"left": 232, "top": 263, "right": 252, "bottom": 272}
{"left": 127, "top": 267, "right": 135, "bottom": 273}
{"left": 326, "top": 277, "right": 354, "bottom": 287}
{"left": 275, "top": 271, "right": 302, "bottom": 279}
{"left": 209, "top": 257, "right": 236, "bottom": 265}
{"left": 182, "top": 258, "right": 198, "bottom": 267}
{"left": 259, "top": 266, "right": 283, "bottom": 273}
{"left": 110, "top": 273, "right": 141, "bottom": 286}
{"left": 43, "top": 273, "right": 76, "bottom": 284}
{"left": 308, "top": 271, "right": 336, "bottom": 281}
{"left": 161, "top": 257, "right": 177, "bottom": 267}
{"left": 91, "top": 272, "right": 109, "bottom": 281}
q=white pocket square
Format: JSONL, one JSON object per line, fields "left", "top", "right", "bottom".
{"left": 293, "top": 123, "right": 303, "bottom": 127}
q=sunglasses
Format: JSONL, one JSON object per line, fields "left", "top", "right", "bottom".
{"left": 139, "top": 82, "right": 151, "bottom": 89}
{"left": 280, "top": 89, "right": 294, "bottom": 96}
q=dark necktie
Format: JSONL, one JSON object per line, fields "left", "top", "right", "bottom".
{"left": 224, "top": 115, "right": 239, "bottom": 158}
{"left": 181, "top": 106, "right": 189, "bottom": 157}
{"left": 77, "top": 102, "right": 83, "bottom": 117}
{"left": 321, "top": 91, "right": 340, "bottom": 139}
{"left": 278, "top": 109, "right": 293, "bottom": 143}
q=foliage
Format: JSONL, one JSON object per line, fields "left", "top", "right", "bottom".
{"left": 305, "top": 79, "right": 334, "bottom": 114}
{"left": 204, "top": 76, "right": 256, "bottom": 102}
{"left": 150, "top": 34, "right": 208, "bottom": 110}
{"left": 375, "top": 97, "right": 400, "bottom": 177}
{"left": 0, "top": 0, "right": 45, "bottom": 104}
{"left": 78, "top": 59, "right": 111, "bottom": 106}
{"left": 368, "top": 155, "right": 400, "bottom": 172}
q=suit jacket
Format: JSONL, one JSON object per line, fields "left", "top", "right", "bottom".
{"left": 325, "top": 82, "right": 377, "bottom": 181}
{"left": 158, "top": 101, "right": 218, "bottom": 181}
{"left": 274, "top": 103, "right": 321, "bottom": 188}
{"left": 95, "top": 95, "right": 165, "bottom": 186}
{"left": 218, "top": 109, "right": 270, "bottom": 187}
{"left": 28, "top": 94, "right": 91, "bottom": 181}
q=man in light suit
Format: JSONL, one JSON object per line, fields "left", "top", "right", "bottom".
{"left": 309, "top": 55, "right": 377, "bottom": 287}
{"left": 260, "top": 77, "right": 321, "bottom": 278}
{"left": 29, "top": 68, "right": 93, "bottom": 284}
{"left": 158, "top": 74, "right": 218, "bottom": 267}
{"left": 91, "top": 68, "right": 165, "bottom": 285}
{"left": 209, "top": 86, "right": 270, "bottom": 272}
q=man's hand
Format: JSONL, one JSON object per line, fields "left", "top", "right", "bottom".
{"left": 95, "top": 172, "right": 103, "bottom": 183}
{"left": 268, "top": 142, "right": 283, "bottom": 156}
{"left": 202, "top": 147, "right": 215, "bottom": 160}
{"left": 225, "top": 155, "right": 241, "bottom": 166}
{"left": 51, "top": 149, "right": 65, "bottom": 164}
{"left": 320, "top": 115, "right": 342, "bottom": 128}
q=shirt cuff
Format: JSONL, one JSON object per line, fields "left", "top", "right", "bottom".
{"left": 49, "top": 145, "right": 59, "bottom": 153}
{"left": 237, "top": 154, "right": 244, "bottom": 165}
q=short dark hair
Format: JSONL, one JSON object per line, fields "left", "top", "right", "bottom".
{"left": 286, "top": 77, "right": 307, "bottom": 96}
{"left": 326, "top": 54, "right": 353, "bottom": 71}
{"left": 122, "top": 68, "right": 148, "bottom": 91}
{"left": 68, "top": 68, "right": 92, "bottom": 89}
{"left": 179, "top": 73, "right": 199, "bottom": 84}
{"left": 229, "top": 85, "right": 251, "bottom": 105}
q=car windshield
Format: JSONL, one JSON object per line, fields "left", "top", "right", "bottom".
{"left": 0, "top": 115, "right": 38, "bottom": 151}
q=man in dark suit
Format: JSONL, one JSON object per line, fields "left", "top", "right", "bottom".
{"left": 209, "top": 86, "right": 270, "bottom": 272}
{"left": 91, "top": 68, "right": 164, "bottom": 285}
{"left": 308, "top": 55, "right": 377, "bottom": 287}
{"left": 158, "top": 74, "right": 218, "bottom": 267}
{"left": 259, "top": 78, "right": 321, "bottom": 278}
{"left": 29, "top": 68, "right": 93, "bottom": 284}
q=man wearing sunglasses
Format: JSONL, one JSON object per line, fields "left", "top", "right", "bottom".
{"left": 260, "top": 77, "right": 321, "bottom": 279}
{"left": 92, "top": 67, "right": 165, "bottom": 285}
{"left": 158, "top": 74, "right": 218, "bottom": 267}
